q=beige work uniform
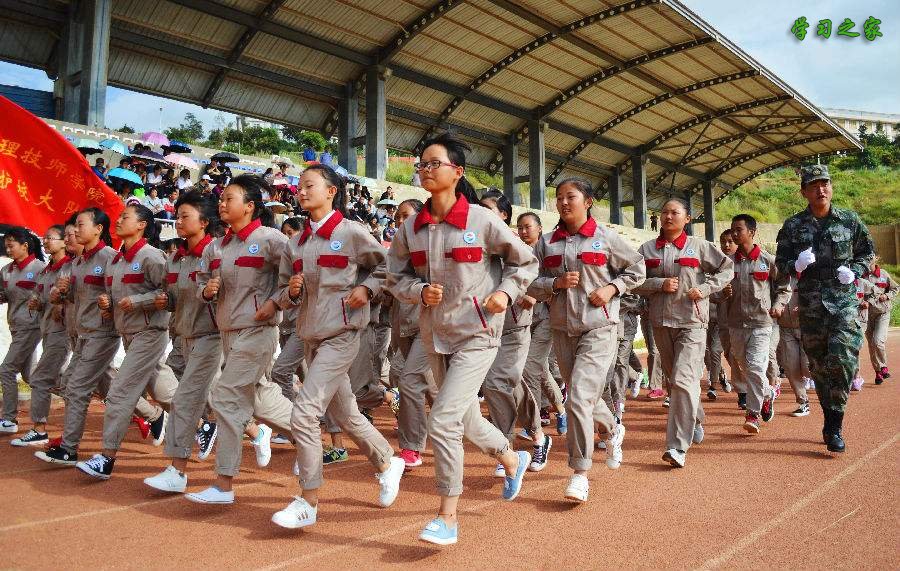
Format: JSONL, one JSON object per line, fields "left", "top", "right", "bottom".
{"left": 197, "top": 219, "right": 291, "bottom": 476}
{"left": 387, "top": 195, "right": 538, "bottom": 496}
{"left": 720, "top": 246, "right": 790, "bottom": 416}
{"left": 277, "top": 210, "right": 393, "bottom": 490}
{"left": 775, "top": 276, "right": 810, "bottom": 403}
{"left": 389, "top": 295, "right": 436, "bottom": 452}
{"left": 271, "top": 305, "right": 305, "bottom": 401}
{"left": 528, "top": 218, "right": 645, "bottom": 471}
{"left": 636, "top": 233, "right": 733, "bottom": 452}
{"left": 100, "top": 240, "right": 177, "bottom": 451}
{"left": 524, "top": 301, "right": 565, "bottom": 411}
{"left": 0, "top": 255, "right": 45, "bottom": 422}
{"left": 28, "top": 256, "right": 73, "bottom": 424}
{"left": 59, "top": 243, "right": 122, "bottom": 453}
{"left": 163, "top": 236, "right": 224, "bottom": 459}
{"left": 865, "top": 267, "right": 896, "bottom": 373}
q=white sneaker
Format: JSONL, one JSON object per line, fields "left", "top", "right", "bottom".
{"left": 662, "top": 397, "right": 670, "bottom": 408}
{"left": 144, "top": 465, "right": 187, "bottom": 493}
{"left": 692, "top": 423, "right": 705, "bottom": 444}
{"left": 605, "top": 423, "right": 625, "bottom": 469}
{"left": 663, "top": 448, "right": 686, "bottom": 468}
{"left": 616, "top": 400, "right": 625, "bottom": 416}
{"left": 272, "top": 496, "right": 317, "bottom": 529}
{"left": 596, "top": 440, "right": 606, "bottom": 450}
{"left": 0, "top": 420, "right": 18, "bottom": 434}
{"left": 564, "top": 474, "right": 589, "bottom": 502}
{"left": 493, "top": 463, "right": 506, "bottom": 477}
{"left": 293, "top": 460, "right": 300, "bottom": 477}
{"left": 252, "top": 424, "right": 272, "bottom": 468}
{"left": 376, "top": 456, "right": 404, "bottom": 508}
{"left": 629, "top": 379, "right": 640, "bottom": 399}
{"left": 185, "top": 486, "right": 234, "bottom": 504}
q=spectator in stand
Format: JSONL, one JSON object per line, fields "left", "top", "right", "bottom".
{"left": 92, "top": 158, "right": 108, "bottom": 181}
{"left": 143, "top": 187, "right": 166, "bottom": 217}
{"left": 196, "top": 174, "right": 213, "bottom": 195}
{"left": 146, "top": 165, "right": 164, "bottom": 188}
{"left": 368, "top": 217, "right": 381, "bottom": 241}
{"left": 382, "top": 220, "right": 396, "bottom": 243}
{"left": 204, "top": 159, "right": 223, "bottom": 184}
{"left": 176, "top": 169, "right": 193, "bottom": 191}
{"left": 161, "top": 189, "right": 178, "bottom": 220}
{"left": 119, "top": 157, "right": 132, "bottom": 171}
{"left": 360, "top": 186, "right": 372, "bottom": 200}
{"left": 378, "top": 185, "right": 395, "bottom": 202}
{"left": 302, "top": 146, "right": 316, "bottom": 162}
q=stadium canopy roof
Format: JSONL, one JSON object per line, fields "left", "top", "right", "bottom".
{"left": 0, "top": 0, "right": 860, "bottom": 218}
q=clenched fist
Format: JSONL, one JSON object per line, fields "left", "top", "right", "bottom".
{"left": 288, "top": 274, "right": 305, "bottom": 299}
{"left": 422, "top": 283, "right": 444, "bottom": 306}
{"left": 554, "top": 271, "right": 580, "bottom": 290}
{"left": 97, "top": 293, "right": 111, "bottom": 310}
{"left": 482, "top": 291, "right": 510, "bottom": 314}
{"left": 154, "top": 292, "right": 169, "bottom": 310}
{"left": 662, "top": 278, "right": 679, "bottom": 293}
{"left": 203, "top": 277, "right": 221, "bottom": 300}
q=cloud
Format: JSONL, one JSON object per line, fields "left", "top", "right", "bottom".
{"left": 104, "top": 88, "right": 237, "bottom": 134}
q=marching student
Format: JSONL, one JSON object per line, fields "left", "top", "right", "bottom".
{"left": 850, "top": 277, "right": 874, "bottom": 391}
{"left": 35, "top": 208, "right": 122, "bottom": 465}
{"left": 527, "top": 177, "right": 644, "bottom": 501}
{"left": 705, "top": 229, "right": 738, "bottom": 401}
{"left": 635, "top": 198, "right": 733, "bottom": 468}
{"left": 775, "top": 275, "right": 813, "bottom": 416}
{"left": 387, "top": 133, "right": 537, "bottom": 545}
{"left": 53, "top": 217, "right": 84, "bottom": 398}
{"left": 186, "top": 175, "right": 292, "bottom": 504}
{"left": 479, "top": 191, "right": 550, "bottom": 475}
{"left": 0, "top": 227, "right": 46, "bottom": 435}
{"left": 271, "top": 217, "right": 307, "bottom": 404}
{"left": 75, "top": 204, "right": 178, "bottom": 480}
{"left": 271, "top": 163, "right": 404, "bottom": 530}
{"left": 11, "top": 226, "right": 71, "bottom": 446}
{"left": 516, "top": 212, "right": 567, "bottom": 435}
{"left": 865, "top": 260, "right": 896, "bottom": 384}
{"left": 722, "top": 214, "right": 789, "bottom": 434}
{"left": 144, "top": 191, "right": 225, "bottom": 492}
{"left": 390, "top": 198, "right": 437, "bottom": 469}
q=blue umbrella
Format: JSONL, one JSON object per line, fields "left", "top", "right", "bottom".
{"left": 107, "top": 168, "right": 143, "bottom": 186}
{"left": 165, "top": 140, "right": 192, "bottom": 154}
{"left": 99, "top": 139, "right": 130, "bottom": 156}
{"left": 333, "top": 165, "right": 349, "bottom": 177}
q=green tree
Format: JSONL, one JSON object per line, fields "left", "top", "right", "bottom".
{"left": 117, "top": 124, "right": 135, "bottom": 133}
{"left": 281, "top": 126, "right": 326, "bottom": 151}
{"left": 164, "top": 113, "right": 204, "bottom": 143}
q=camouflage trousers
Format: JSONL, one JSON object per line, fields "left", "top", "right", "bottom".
{"left": 799, "top": 304, "right": 863, "bottom": 413}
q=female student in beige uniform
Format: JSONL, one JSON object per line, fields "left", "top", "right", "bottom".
{"left": 76, "top": 204, "right": 177, "bottom": 480}
{"left": 775, "top": 275, "right": 813, "bottom": 416}
{"left": 388, "top": 133, "right": 537, "bottom": 546}
{"left": 187, "top": 175, "right": 292, "bottom": 505}
{"left": 11, "top": 226, "right": 72, "bottom": 446}
{"left": 634, "top": 198, "right": 733, "bottom": 468}
{"left": 527, "top": 178, "right": 645, "bottom": 502}
{"left": 864, "top": 261, "right": 896, "bottom": 384}
{"left": 271, "top": 217, "right": 307, "bottom": 403}
{"left": 0, "top": 227, "right": 46, "bottom": 434}
{"left": 144, "top": 192, "right": 226, "bottom": 492}
{"left": 271, "top": 164, "right": 404, "bottom": 530}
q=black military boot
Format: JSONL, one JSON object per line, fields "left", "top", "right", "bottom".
{"left": 822, "top": 408, "right": 832, "bottom": 445}
{"left": 826, "top": 410, "right": 846, "bottom": 453}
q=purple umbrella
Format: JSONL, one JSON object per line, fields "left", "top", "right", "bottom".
{"left": 141, "top": 132, "right": 170, "bottom": 146}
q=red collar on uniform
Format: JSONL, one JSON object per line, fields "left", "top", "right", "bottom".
{"left": 41, "top": 255, "right": 71, "bottom": 274}
{"left": 113, "top": 238, "right": 147, "bottom": 264}
{"left": 655, "top": 231, "right": 688, "bottom": 250}
{"left": 550, "top": 217, "right": 597, "bottom": 243}
{"left": 735, "top": 244, "right": 761, "bottom": 262}
{"left": 175, "top": 234, "right": 213, "bottom": 261}
{"left": 223, "top": 218, "right": 262, "bottom": 246}
{"left": 298, "top": 210, "right": 344, "bottom": 245}
{"left": 82, "top": 241, "right": 107, "bottom": 262}
{"left": 413, "top": 193, "right": 470, "bottom": 233}
{"left": 14, "top": 254, "right": 36, "bottom": 271}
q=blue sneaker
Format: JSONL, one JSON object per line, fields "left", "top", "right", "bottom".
{"left": 556, "top": 412, "right": 568, "bottom": 435}
{"left": 502, "top": 450, "right": 531, "bottom": 501}
{"left": 419, "top": 517, "right": 458, "bottom": 546}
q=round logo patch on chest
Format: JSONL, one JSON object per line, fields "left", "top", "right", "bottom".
{"left": 198, "top": 260, "right": 205, "bottom": 269}
{"left": 759, "top": 262, "right": 768, "bottom": 271}
{"left": 463, "top": 231, "right": 477, "bottom": 244}
{"left": 93, "top": 265, "right": 103, "bottom": 275}
{"left": 131, "top": 262, "right": 141, "bottom": 272}
{"left": 330, "top": 240, "right": 343, "bottom": 251}
{"left": 592, "top": 240, "right": 603, "bottom": 250}
{"left": 248, "top": 243, "right": 260, "bottom": 254}
{"left": 26, "top": 272, "right": 34, "bottom": 279}
{"left": 686, "top": 248, "right": 695, "bottom": 256}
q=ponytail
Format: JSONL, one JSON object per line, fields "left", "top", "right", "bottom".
{"left": 422, "top": 132, "right": 479, "bottom": 204}
{"left": 79, "top": 207, "right": 114, "bottom": 247}
{"left": 230, "top": 174, "right": 276, "bottom": 228}
{"left": 303, "top": 163, "right": 349, "bottom": 217}
{"left": 128, "top": 203, "right": 161, "bottom": 248}
{"left": 5, "top": 226, "right": 44, "bottom": 261}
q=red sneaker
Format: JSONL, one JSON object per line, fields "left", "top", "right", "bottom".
{"left": 647, "top": 388, "right": 665, "bottom": 400}
{"left": 743, "top": 413, "right": 760, "bottom": 434}
{"left": 399, "top": 448, "right": 422, "bottom": 468}
{"left": 881, "top": 366, "right": 890, "bottom": 379}
{"left": 47, "top": 436, "right": 62, "bottom": 448}
{"left": 132, "top": 416, "right": 150, "bottom": 439}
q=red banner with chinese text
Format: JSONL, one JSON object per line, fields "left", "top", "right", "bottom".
{"left": 0, "top": 96, "right": 123, "bottom": 242}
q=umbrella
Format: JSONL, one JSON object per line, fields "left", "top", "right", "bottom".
{"left": 99, "top": 139, "right": 130, "bottom": 156}
{"left": 141, "top": 132, "right": 170, "bottom": 146}
{"left": 377, "top": 198, "right": 399, "bottom": 207}
{"left": 265, "top": 201, "right": 289, "bottom": 214}
{"left": 333, "top": 165, "right": 349, "bottom": 177}
{"left": 272, "top": 156, "right": 294, "bottom": 167}
{"left": 107, "top": 168, "right": 143, "bottom": 186}
{"left": 75, "top": 138, "right": 103, "bottom": 155}
{"left": 211, "top": 151, "right": 240, "bottom": 163}
{"left": 130, "top": 150, "right": 167, "bottom": 164}
{"left": 165, "top": 153, "right": 198, "bottom": 169}
{"left": 165, "top": 140, "right": 192, "bottom": 154}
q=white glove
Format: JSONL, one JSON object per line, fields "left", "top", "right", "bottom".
{"left": 837, "top": 265, "right": 855, "bottom": 285}
{"left": 794, "top": 247, "right": 816, "bottom": 273}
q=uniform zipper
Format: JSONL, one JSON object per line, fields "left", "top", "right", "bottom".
{"left": 472, "top": 297, "right": 487, "bottom": 329}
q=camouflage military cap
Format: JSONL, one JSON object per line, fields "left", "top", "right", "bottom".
{"left": 800, "top": 164, "right": 830, "bottom": 186}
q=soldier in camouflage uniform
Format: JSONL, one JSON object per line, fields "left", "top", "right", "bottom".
{"left": 774, "top": 165, "right": 875, "bottom": 453}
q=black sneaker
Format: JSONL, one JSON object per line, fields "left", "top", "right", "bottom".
{"left": 76, "top": 453, "right": 115, "bottom": 480}
{"left": 195, "top": 421, "right": 217, "bottom": 461}
{"left": 361, "top": 409, "right": 374, "bottom": 424}
{"left": 35, "top": 445, "right": 78, "bottom": 465}
{"left": 737, "top": 392, "right": 747, "bottom": 410}
{"left": 11, "top": 429, "right": 49, "bottom": 447}
{"left": 791, "top": 402, "right": 810, "bottom": 417}
{"left": 706, "top": 388, "right": 717, "bottom": 401}
{"left": 540, "top": 408, "right": 551, "bottom": 427}
{"left": 560, "top": 384, "right": 568, "bottom": 404}
{"left": 528, "top": 435, "right": 552, "bottom": 472}
{"left": 149, "top": 411, "right": 167, "bottom": 446}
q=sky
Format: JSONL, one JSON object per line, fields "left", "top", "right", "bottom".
{"left": 0, "top": 0, "right": 896, "bottom": 134}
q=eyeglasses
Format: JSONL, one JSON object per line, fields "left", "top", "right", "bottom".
{"left": 43, "top": 236, "right": 64, "bottom": 242}
{"left": 413, "top": 160, "right": 458, "bottom": 172}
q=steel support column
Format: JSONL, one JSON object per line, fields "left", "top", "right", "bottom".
{"left": 703, "top": 179, "right": 715, "bottom": 241}
{"left": 338, "top": 82, "right": 358, "bottom": 175}
{"left": 365, "top": 67, "right": 387, "bottom": 180}
{"left": 60, "top": 0, "right": 110, "bottom": 127}
{"left": 528, "top": 119, "right": 546, "bottom": 210}
{"left": 631, "top": 155, "right": 647, "bottom": 230}
{"left": 608, "top": 171, "right": 623, "bottom": 225}
{"left": 502, "top": 134, "right": 519, "bottom": 205}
